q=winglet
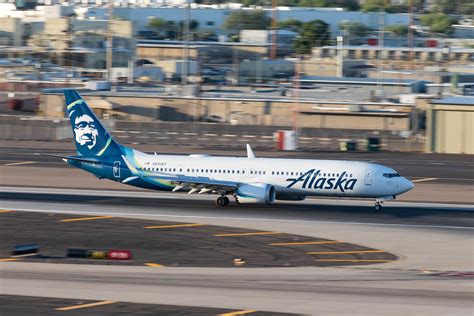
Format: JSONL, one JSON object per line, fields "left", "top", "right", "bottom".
{"left": 246, "top": 144, "right": 255, "bottom": 158}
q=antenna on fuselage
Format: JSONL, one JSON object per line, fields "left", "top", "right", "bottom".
{"left": 246, "top": 144, "right": 255, "bottom": 158}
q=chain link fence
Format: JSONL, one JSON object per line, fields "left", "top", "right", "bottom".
{"left": 0, "top": 116, "right": 424, "bottom": 152}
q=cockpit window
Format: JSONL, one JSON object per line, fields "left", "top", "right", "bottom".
{"left": 383, "top": 173, "right": 400, "bottom": 178}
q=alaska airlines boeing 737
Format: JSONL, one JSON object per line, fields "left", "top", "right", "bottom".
{"left": 50, "top": 90, "right": 414, "bottom": 211}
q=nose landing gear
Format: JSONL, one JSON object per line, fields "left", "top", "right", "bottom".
{"left": 215, "top": 196, "right": 230, "bottom": 207}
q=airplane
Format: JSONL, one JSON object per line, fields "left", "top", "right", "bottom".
{"left": 49, "top": 89, "right": 414, "bottom": 212}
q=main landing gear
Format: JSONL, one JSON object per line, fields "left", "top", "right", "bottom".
{"left": 374, "top": 200, "right": 383, "bottom": 212}
{"left": 215, "top": 196, "right": 230, "bottom": 207}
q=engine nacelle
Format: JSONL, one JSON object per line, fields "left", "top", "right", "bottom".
{"left": 275, "top": 194, "right": 306, "bottom": 201}
{"left": 235, "top": 183, "right": 276, "bottom": 204}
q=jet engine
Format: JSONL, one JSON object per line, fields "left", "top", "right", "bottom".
{"left": 235, "top": 183, "right": 276, "bottom": 204}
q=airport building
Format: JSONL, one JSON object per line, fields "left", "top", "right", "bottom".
{"left": 313, "top": 46, "right": 474, "bottom": 69}
{"left": 424, "top": 96, "right": 474, "bottom": 154}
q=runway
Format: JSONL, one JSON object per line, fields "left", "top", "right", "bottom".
{"left": 1, "top": 142, "right": 473, "bottom": 315}
{"left": 2, "top": 187, "right": 473, "bottom": 229}
{"left": 1, "top": 187, "right": 473, "bottom": 314}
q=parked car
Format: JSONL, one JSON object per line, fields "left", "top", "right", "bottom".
{"left": 199, "top": 115, "right": 226, "bottom": 123}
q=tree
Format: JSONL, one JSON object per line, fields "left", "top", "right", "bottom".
{"left": 420, "top": 13, "right": 457, "bottom": 35}
{"left": 385, "top": 4, "right": 408, "bottom": 13}
{"left": 385, "top": 24, "right": 409, "bottom": 36}
{"left": 361, "top": 0, "right": 386, "bottom": 12}
{"left": 278, "top": 19, "right": 304, "bottom": 33}
{"left": 361, "top": 0, "right": 417, "bottom": 12}
{"left": 339, "top": 21, "right": 372, "bottom": 37}
{"left": 431, "top": 0, "right": 474, "bottom": 15}
{"left": 223, "top": 10, "right": 271, "bottom": 31}
{"left": 294, "top": 19, "right": 330, "bottom": 55}
{"left": 147, "top": 17, "right": 168, "bottom": 31}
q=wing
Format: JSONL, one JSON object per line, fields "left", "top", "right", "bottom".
{"left": 148, "top": 174, "right": 238, "bottom": 194}
{"left": 121, "top": 155, "right": 238, "bottom": 195}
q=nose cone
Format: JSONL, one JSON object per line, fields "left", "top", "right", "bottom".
{"left": 399, "top": 177, "right": 414, "bottom": 194}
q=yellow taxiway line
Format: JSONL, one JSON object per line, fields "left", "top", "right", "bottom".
{"left": 269, "top": 241, "right": 343, "bottom": 246}
{"left": 56, "top": 300, "right": 116, "bottom": 311}
{"left": 144, "top": 223, "right": 205, "bottom": 229}
{"left": 307, "top": 250, "right": 384, "bottom": 255}
{"left": 0, "top": 258, "right": 19, "bottom": 262}
{"left": 145, "top": 263, "right": 163, "bottom": 267}
{"left": 214, "top": 232, "right": 282, "bottom": 237}
{"left": 0, "top": 210, "right": 13, "bottom": 213}
{"left": 60, "top": 216, "right": 113, "bottom": 222}
{"left": 219, "top": 309, "right": 257, "bottom": 316}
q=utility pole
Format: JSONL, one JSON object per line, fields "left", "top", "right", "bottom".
{"left": 181, "top": 0, "right": 190, "bottom": 86}
{"left": 106, "top": 0, "right": 113, "bottom": 82}
{"left": 408, "top": 0, "right": 414, "bottom": 70}
{"left": 270, "top": 0, "right": 277, "bottom": 59}
{"left": 376, "top": 9, "right": 385, "bottom": 97}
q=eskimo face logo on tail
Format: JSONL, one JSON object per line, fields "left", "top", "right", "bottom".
{"left": 74, "top": 114, "right": 98, "bottom": 149}
{"left": 286, "top": 169, "right": 357, "bottom": 192}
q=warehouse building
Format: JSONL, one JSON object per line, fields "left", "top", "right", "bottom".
{"left": 425, "top": 96, "right": 474, "bottom": 154}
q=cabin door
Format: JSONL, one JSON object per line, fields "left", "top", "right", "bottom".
{"left": 364, "top": 169, "right": 373, "bottom": 185}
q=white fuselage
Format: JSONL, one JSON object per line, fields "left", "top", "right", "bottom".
{"left": 133, "top": 151, "right": 413, "bottom": 199}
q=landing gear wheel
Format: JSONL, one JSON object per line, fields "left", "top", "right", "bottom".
{"left": 374, "top": 203, "right": 382, "bottom": 212}
{"left": 216, "top": 196, "right": 230, "bottom": 207}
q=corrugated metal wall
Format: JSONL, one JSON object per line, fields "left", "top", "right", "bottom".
{"left": 430, "top": 107, "right": 474, "bottom": 154}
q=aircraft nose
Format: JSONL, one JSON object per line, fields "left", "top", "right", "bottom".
{"left": 400, "top": 177, "right": 414, "bottom": 193}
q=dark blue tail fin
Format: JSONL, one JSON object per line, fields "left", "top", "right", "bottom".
{"left": 64, "top": 89, "right": 122, "bottom": 157}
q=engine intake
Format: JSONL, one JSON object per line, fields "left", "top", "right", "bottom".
{"left": 235, "top": 183, "right": 276, "bottom": 204}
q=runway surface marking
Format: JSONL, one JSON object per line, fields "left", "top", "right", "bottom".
{"left": 0, "top": 210, "right": 13, "bottom": 213}
{"left": 144, "top": 223, "right": 205, "bottom": 229}
{"left": 0, "top": 258, "right": 19, "bottom": 262}
{"left": 270, "top": 241, "right": 343, "bottom": 246}
{"left": 5, "top": 207, "right": 474, "bottom": 230}
{"left": 55, "top": 300, "right": 116, "bottom": 311}
{"left": 60, "top": 215, "right": 113, "bottom": 222}
{"left": 214, "top": 231, "right": 282, "bottom": 237}
{"left": 412, "top": 177, "right": 438, "bottom": 183}
{"left": 219, "top": 310, "right": 257, "bottom": 316}
{"left": 2, "top": 161, "right": 36, "bottom": 166}
{"left": 145, "top": 263, "right": 163, "bottom": 267}
{"left": 307, "top": 250, "right": 384, "bottom": 255}
{"left": 315, "top": 259, "right": 394, "bottom": 263}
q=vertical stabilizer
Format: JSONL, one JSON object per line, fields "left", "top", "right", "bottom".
{"left": 64, "top": 89, "right": 121, "bottom": 157}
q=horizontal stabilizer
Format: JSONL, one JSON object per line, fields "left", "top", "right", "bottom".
{"left": 37, "top": 153, "right": 100, "bottom": 164}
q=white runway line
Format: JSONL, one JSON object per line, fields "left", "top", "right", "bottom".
{"left": 412, "top": 177, "right": 438, "bottom": 183}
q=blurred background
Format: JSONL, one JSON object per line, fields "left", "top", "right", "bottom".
{"left": 0, "top": 0, "right": 473, "bottom": 154}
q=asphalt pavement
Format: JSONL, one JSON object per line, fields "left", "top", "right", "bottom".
{"left": 1, "top": 140, "right": 473, "bottom": 183}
